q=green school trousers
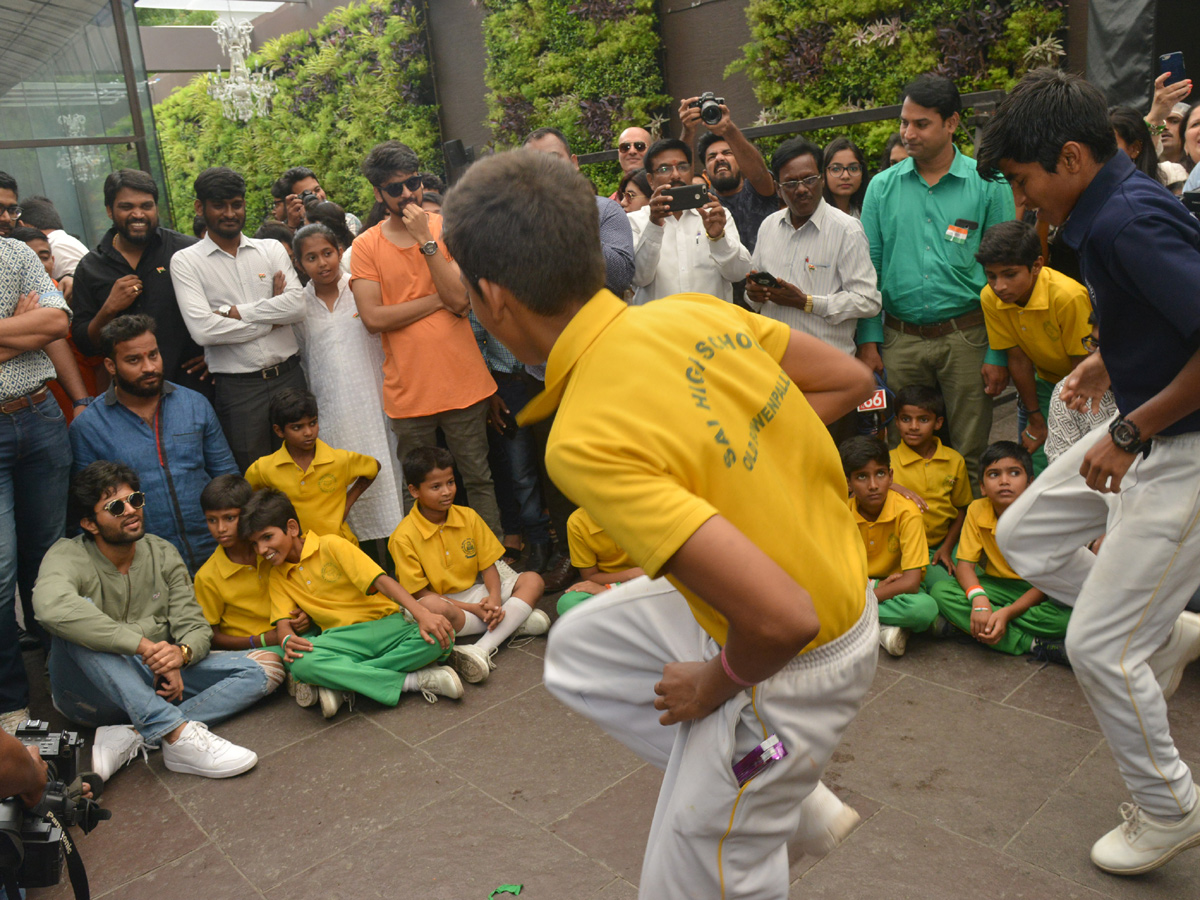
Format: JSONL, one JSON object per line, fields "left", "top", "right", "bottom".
{"left": 877, "top": 590, "right": 939, "bottom": 631}
{"left": 930, "top": 573, "right": 1071, "bottom": 655}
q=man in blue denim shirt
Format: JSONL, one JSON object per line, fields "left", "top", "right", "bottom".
{"left": 69, "top": 314, "right": 238, "bottom": 574}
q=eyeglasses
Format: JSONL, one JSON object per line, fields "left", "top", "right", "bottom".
{"left": 380, "top": 175, "right": 423, "bottom": 197}
{"left": 826, "top": 163, "right": 862, "bottom": 176}
{"left": 1081, "top": 334, "right": 1100, "bottom": 353}
{"left": 101, "top": 491, "right": 146, "bottom": 517}
{"left": 778, "top": 176, "right": 822, "bottom": 193}
{"left": 653, "top": 162, "right": 692, "bottom": 176}
{"left": 619, "top": 141, "right": 647, "bottom": 153}
{"left": 0, "top": 205, "right": 22, "bottom": 219}
{"left": 621, "top": 190, "right": 645, "bottom": 202}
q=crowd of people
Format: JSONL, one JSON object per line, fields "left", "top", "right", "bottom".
{"left": 3, "top": 64, "right": 1200, "bottom": 897}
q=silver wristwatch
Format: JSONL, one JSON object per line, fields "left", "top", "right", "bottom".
{"left": 217, "top": 304, "right": 233, "bottom": 317}
{"left": 420, "top": 240, "right": 439, "bottom": 256}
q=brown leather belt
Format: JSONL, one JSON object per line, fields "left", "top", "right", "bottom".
{"left": 0, "top": 386, "right": 49, "bottom": 415}
{"left": 884, "top": 310, "right": 985, "bottom": 338}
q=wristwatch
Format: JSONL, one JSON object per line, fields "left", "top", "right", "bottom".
{"left": 178, "top": 643, "right": 194, "bottom": 666}
{"left": 217, "top": 304, "right": 233, "bottom": 317}
{"left": 1109, "top": 415, "right": 1151, "bottom": 455}
{"left": 420, "top": 240, "right": 439, "bottom": 256}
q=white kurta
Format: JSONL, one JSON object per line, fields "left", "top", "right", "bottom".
{"left": 295, "top": 273, "right": 404, "bottom": 540}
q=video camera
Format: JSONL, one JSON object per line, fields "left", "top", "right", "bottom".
{"left": 690, "top": 92, "right": 726, "bottom": 126}
{"left": 0, "top": 721, "right": 111, "bottom": 894}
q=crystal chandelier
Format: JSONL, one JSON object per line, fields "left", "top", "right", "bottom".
{"left": 208, "top": 17, "right": 275, "bottom": 123}
{"left": 55, "top": 114, "right": 107, "bottom": 184}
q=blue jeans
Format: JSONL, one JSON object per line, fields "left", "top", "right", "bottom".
{"left": 0, "top": 393, "right": 72, "bottom": 713}
{"left": 48, "top": 639, "right": 269, "bottom": 746}
{"left": 488, "top": 374, "right": 549, "bottom": 543}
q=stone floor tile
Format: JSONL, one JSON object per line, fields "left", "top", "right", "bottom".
{"left": 1006, "top": 745, "right": 1200, "bottom": 899}
{"left": 592, "top": 877, "right": 640, "bottom": 898}
{"left": 265, "top": 785, "right": 613, "bottom": 900}
{"left": 178, "top": 716, "right": 462, "bottom": 890}
{"left": 1001, "top": 661, "right": 1102, "bottom": 733}
{"left": 787, "top": 784, "right": 885, "bottom": 880}
{"left": 421, "top": 686, "right": 644, "bottom": 825}
{"left": 877, "top": 634, "right": 1044, "bottom": 702}
{"left": 790, "top": 806, "right": 1108, "bottom": 899}
{"left": 825, "top": 676, "right": 1101, "bottom": 848}
{"left": 862, "top": 664, "right": 903, "bottom": 706}
{"left": 95, "top": 843, "right": 259, "bottom": 899}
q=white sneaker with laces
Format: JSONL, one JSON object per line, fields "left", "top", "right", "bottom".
{"left": 415, "top": 666, "right": 463, "bottom": 703}
{"left": 293, "top": 680, "right": 318, "bottom": 708}
{"left": 1148, "top": 611, "right": 1200, "bottom": 701}
{"left": 1090, "top": 786, "right": 1200, "bottom": 875}
{"left": 792, "top": 781, "right": 862, "bottom": 856}
{"left": 161, "top": 721, "right": 257, "bottom": 778}
{"left": 449, "top": 643, "right": 492, "bottom": 684}
{"left": 318, "top": 687, "right": 352, "bottom": 719}
{"left": 91, "top": 725, "right": 146, "bottom": 783}
{"left": 515, "top": 609, "right": 551, "bottom": 638}
{"left": 878, "top": 625, "right": 909, "bottom": 658}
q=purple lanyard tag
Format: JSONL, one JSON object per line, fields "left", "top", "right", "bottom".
{"left": 733, "top": 733, "right": 788, "bottom": 787}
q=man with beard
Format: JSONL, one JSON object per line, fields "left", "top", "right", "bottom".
{"left": 627, "top": 138, "right": 752, "bottom": 305}
{"left": 0, "top": 171, "right": 19, "bottom": 238}
{"left": 69, "top": 315, "right": 237, "bottom": 574}
{"left": 350, "top": 141, "right": 501, "bottom": 534}
{"left": 72, "top": 170, "right": 210, "bottom": 396}
{"left": 171, "top": 167, "right": 308, "bottom": 471}
{"left": 278, "top": 165, "right": 363, "bottom": 236}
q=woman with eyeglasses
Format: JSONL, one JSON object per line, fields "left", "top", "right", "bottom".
{"left": 617, "top": 168, "right": 652, "bottom": 213}
{"left": 822, "top": 137, "right": 869, "bottom": 218}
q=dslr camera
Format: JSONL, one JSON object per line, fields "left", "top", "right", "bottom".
{"left": 298, "top": 189, "right": 320, "bottom": 207}
{"left": 690, "top": 92, "right": 726, "bottom": 126}
{"left": 0, "top": 721, "right": 110, "bottom": 892}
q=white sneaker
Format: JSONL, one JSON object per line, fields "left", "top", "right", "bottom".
{"left": 293, "top": 680, "right": 318, "bottom": 708}
{"left": 91, "top": 725, "right": 146, "bottom": 783}
{"left": 1148, "top": 612, "right": 1200, "bottom": 701}
{"left": 878, "top": 625, "right": 910, "bottom": 658}
{"left": 161, "top": 721, "right": 257, "bottom": 778}
{"left": 0, "top": 707, "right": 30, "bottom": 736}
{"left": 449, "top": 643, "right": 492, "bottom": 684}
{"left": 414, "top": 665, "right": 463, "bottom": 703}
{"left": 515, "top": 609, "right": 551, "bottom": 637}
{"left": 1091, "top": 786, "right": 1200, "bottom": 875}
{"left": 318, "top": 687, "right": 352, "bottom": 719}
{"left": 792, "top": 781, "right": 861, "bottom": 856}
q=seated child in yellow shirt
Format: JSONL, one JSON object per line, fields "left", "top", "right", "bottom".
{"left": 388, "top": 447, "right": 548, "bottom": 686}
{"left": 557, "top": 507, "right": 646, "bottom": 616}
{"left": 888, "top": 385, "right": 973, "bottom": 589}
{"left": 240, "top": 488, "right": 463, "bottom": 718}
{"left": 245, "top": 388, "right": 379, "bottom": 546}
{"left": 841, "top": 437, "right": 939, "bottom": 658}
{"left": 929, "top": 442, "right": 1070, "bottom": 662}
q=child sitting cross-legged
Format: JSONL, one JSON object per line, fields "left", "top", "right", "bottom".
{"left": 840, "top": 436, "right": 939, "bottom": 658}
{"left": 241, "top": 488, "right": 463, "bottom": 718}
{"left": 929, "top": 441, "right": 1071, "bottom": 661}
{"left": 245, "top": 388, "right": 380, "bottom": 546}
{"left": 388, "top": 447, "right": 549, "bottom": 686}
{"left": 556, "top": 507, "right": 647, "bottom": 617}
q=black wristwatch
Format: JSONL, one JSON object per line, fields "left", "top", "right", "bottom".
{"left": 1109, "top": 415, "right": 1151, "bottom": 455}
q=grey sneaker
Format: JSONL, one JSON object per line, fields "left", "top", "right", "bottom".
{"left": 293, "top": 680, "right": 319, "bottom": 708}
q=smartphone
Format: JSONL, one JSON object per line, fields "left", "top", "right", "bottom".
{"left": 663, "top": 183, "right": 710, "bottom": 211}
{"left": 498, "top": 406, "right": 519, "bottom": 441}
{"left": 1161, "top": 51, "right": 1187, "bottom": 87}
{"left": 748, "top": 271, "right": 779, "bottom": 288}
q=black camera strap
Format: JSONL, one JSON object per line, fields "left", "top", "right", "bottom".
{"left": 46, "top": 812, "right": 91, "bottom": 900}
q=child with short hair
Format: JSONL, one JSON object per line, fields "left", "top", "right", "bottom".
{"left": 840, "top": 436, "right": 939, "bottom": 657}
{"left": 976, "top": 219, "right": 1092, "bottom": 475}
{"left": 241, "top": 488, "right": 462, "bottom": 718}
{"left": 929, "top": 441, "right": 1070, "bottom": 659}
{"left": 888, "top": 384, "right": 973, "bottom": 589}
{"left": 388, "top": 447, "right": 548, "bottom": 686}
{"left": 245, "top": 388, "right": 379, "bottom": 546}
{"left": 557, "top": 507, "right": 646, "bottom": 617}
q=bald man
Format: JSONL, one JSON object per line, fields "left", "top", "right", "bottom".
{"left": 617, "top": 127, "right": 653, "bottom": 175}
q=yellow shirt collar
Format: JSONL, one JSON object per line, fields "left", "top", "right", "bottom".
{"left": 974, "top": 499, "right": 1001, "bottom": 532}
{"left": 267, "top": 439, "right": 334, "bottom": 473}
{"left": 987, "top": 268, "right": 1050, "bottom": 312}
{"left": 213, "top": 545, "right": 258, "bottom": 578}
{"left": 408, "top": 503, "right": 469, "bottom": 540}
{"left": 850, "top": 491, "right": 903, "bottom": 526}
{"left": 892, "top": 438, "right": 951, "bottom": 466}
{"left": 518, "top": 289, "right": 627, "bottom": 426}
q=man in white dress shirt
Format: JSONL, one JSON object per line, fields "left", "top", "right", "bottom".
{"left": 626, "top": 138, "right": 751, "bottom": 305}
{"left": 170, "top": 167, "right": 308, "bottom": 471}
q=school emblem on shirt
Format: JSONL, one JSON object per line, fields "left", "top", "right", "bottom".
{"left": 318, "top": 473, "right": 338, "bottom": 493}
{"left": 462, "top": 538, "right": 477, "bottom": 559}
{"left": 887, "top": 534, "right": 900, "bottom": 554}
{"left": 1042, "top": 321, "right": 1061, "bottom": 341}
{"left": 321, "top": 563, "right": 341, "bottom": 583}
{"left": 943, "top": 475, "right": 958, "bottom": 490}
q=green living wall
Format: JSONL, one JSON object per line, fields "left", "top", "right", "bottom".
{"left": 479, "top": 0, "right": 671, "bottom": 195}
{"left": 734, "top": 0, "right": 1067, "bottom": 161}
{"left": 153, "top": 0, "right": 440, "bottom": 230}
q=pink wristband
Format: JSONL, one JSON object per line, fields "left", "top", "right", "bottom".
{"left": 720, "top": 645, "right": 756, "bottom": 688}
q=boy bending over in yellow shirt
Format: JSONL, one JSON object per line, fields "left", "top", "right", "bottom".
{"left": 557, "top": 507, "right": 646, "bottom": 617}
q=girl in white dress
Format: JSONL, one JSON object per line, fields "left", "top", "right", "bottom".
{"left": 292, "top": 223, "right": 404, "bottom": 545}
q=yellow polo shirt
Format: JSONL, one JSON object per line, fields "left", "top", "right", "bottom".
{"left": 519, "top": 290, "right": 867, "bottom": 652}
{"left": 849, "top": 492, "right": 928, "bottom": 580}
{"left": 245, "top": 440, "right": 379, "bottom": 546}
{"left": 194, "top": 546, "right": 271, "bottom": 637}
{"left": 981, "top": 266, "right": 1092, "bottom": 383}
{"left": 388, "top": 504, "right": 505, "bottom": 596}
{"left": 957, "top": 498, "right": 1022, "bottom": 580}
{"left": 890, "top": 439, "right": 973, "bottom": 544}
{"left": 268, "top": 532, "right": 394, "bottom": 630}
{"left": 566, "top": 507, "right": 635, "bottom": 573}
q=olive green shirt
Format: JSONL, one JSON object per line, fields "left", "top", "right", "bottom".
{"left": 32, "top": 534, "right": 212, "bottom": 660}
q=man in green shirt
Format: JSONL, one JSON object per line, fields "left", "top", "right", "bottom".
{"left": 857, "top": 74, "right": 1015, "bottom": 491}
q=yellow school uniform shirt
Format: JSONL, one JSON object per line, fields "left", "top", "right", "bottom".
{"left": 245, "top": 439, "right": 379, "bottom": 546}
{"left": 889, "top": 439, "right": 973, "bottom": 545}
{"left": 520, "top": 290, "right": 867, "bottom": 652}
{"left": 849, "top": 492, "right": 928, "bottom": 580}
{"left": 388, "top": 504, "right": 505, "bottom": 596}
{"left": 194, "top": 546, "right": 271, "bottom": 637}
{"left": 957, "top": 497, "right": 1022, "bottom": 581}
{"left": 980, "top": 266, "right": 1092, "bottom": 383}
{"left": 268, "top": 532, "right": 394, "bottom": 630}
{"left": 566, "top": 507, "right": 635, "bottom": 573}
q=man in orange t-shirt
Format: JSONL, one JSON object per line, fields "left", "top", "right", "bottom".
{"left": 350, "top": 141, "right": 501, "bottom": 535}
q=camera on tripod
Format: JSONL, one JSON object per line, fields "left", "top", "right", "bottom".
{"left": 689, "top": 92, "right": 726, "bottom": 126}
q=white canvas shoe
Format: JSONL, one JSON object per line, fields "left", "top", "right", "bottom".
{"left": 318, "top": 687, "right": 352, "bottom": 719}
{"left": 792, "top": 781, "right": 861, "bottom": 856}
{"left": 1091, "top": 787, "right": 1200, "bottom": 875}
{"left": 449, "top": 643, "right": 493, "bottom": 684}
{"left": 91, "top": 725, "right": 146, "bottom": 783}
{"left": 161, "top": 722, "right": 257, "bottom": 778}
{"left": 414, "top": 666, "right": 463, "bottom": 703}
{"left": 1148, "top": 612, "right": 1200, "bottom": 701}
{"left": 878, "top": 625, "right": 910, "bottom": 658}
{"left": 514, "top": 609, "right": 551, "bottom": 637}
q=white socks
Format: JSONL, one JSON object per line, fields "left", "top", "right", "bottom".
{"left": 402, "top": 672, "right": 420, "bottom": 692}
{"left": 455, "top": 612, "right": 488, "bottom": 637}
{"left": 474, "top": 599, "right": 534, "bottom": 653}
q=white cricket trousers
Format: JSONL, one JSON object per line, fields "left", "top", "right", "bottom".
{"left": 544, "top": 577, "right": 878, "bottom": 900}
{"left": 996, "top": 420, "right": 1200, "bottom": 819}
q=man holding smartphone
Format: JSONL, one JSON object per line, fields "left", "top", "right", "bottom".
{"left": 627, "top": 138, "right": 752, "bottom": 305}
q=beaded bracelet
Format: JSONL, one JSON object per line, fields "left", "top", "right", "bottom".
{"left": 720, "top": 645, "right": 757, "bottom": 688}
